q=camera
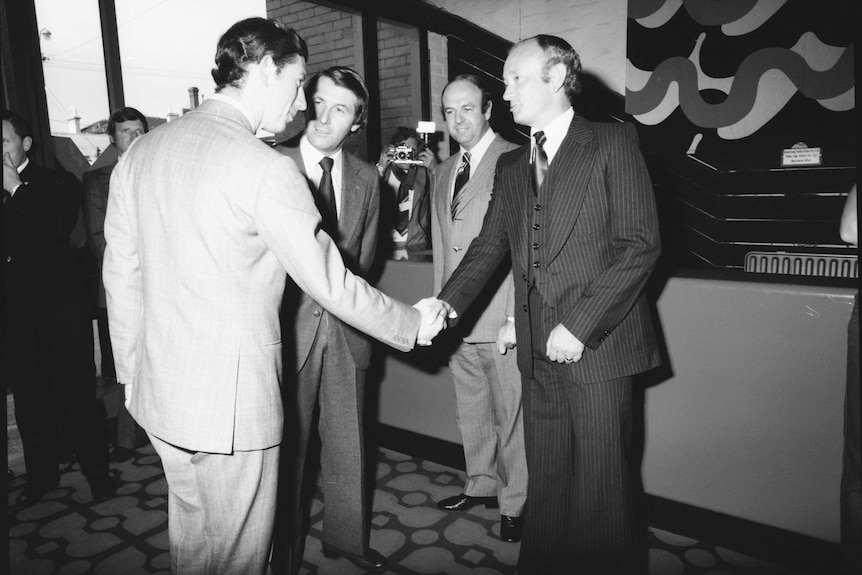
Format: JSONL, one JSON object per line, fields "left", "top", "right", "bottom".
{"left": 393, "top": 145, "right": 416, "bottom": 161}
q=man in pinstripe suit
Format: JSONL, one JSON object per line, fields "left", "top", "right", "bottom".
{"left": 436, "top": 35, "right": 661, "bottom": 574}
{"left": 431, "top": 75, "right": 527, "bottom": 542}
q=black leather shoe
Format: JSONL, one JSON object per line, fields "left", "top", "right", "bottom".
{"left": 499, "top": 514, "right": 523, "bottom": 542}
{"left": 321, "top": 543, "right": 388, "bottom": 571}
{"left": 436, "top": 493, "right": 499, "bottom": 511}
{"left": 14, "top": 482, "right": 58, "bottom": 507}
{"left": 89, "top": 476, "right": 116, "bottom": 502}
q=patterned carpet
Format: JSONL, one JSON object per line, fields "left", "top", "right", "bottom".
{"left": 7, "top": 435, "right": 803, "bottom": 575}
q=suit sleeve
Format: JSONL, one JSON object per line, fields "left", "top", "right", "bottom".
{"left": 82, "top": 169, "right": 109, "bottom": 262}
{"left": 358, "top": 172, "right": 380, "bottom": 276}
{"left": 562, "top": 123, "right": 660, "bottom": 349}
{"left": 255, "top": 157, "right": 421, "bottom": 352}
{"left": 103, "top": 159, "right": 143, "bottom": 384}
{"left": 437, "top": 166, "right": 511, "bottom": 320}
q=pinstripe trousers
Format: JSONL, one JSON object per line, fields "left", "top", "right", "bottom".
{"left": 517, "top": 288, "right": 643, "bottom": 575}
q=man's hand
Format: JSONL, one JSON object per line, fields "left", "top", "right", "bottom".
{"left": 123, "top": 384, "right": 133, "bottom": 409}
{"left": 413, "top": 297, "right": 453, "bottom": 345}
{"left": 3, "top": 153, "right": 22, "bottom": 194}
{"left": 546, "top": 323, "right": 585, "bottom": 364}
{"left": 497, "top": 318, "right": 516, "bottom": 355}
{"left": 377, "top": 145, "right": 395, "bottom": 172}
{"left": 417, "top": 148, "right": 438, "bottom": 171}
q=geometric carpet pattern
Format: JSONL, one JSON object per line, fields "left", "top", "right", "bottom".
{"left": 8, "top": 444, "right": 803, "bottom": 575}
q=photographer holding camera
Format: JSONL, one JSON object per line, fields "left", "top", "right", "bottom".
{"left": 377, "top": 126, "right": 438, "bottom": 255}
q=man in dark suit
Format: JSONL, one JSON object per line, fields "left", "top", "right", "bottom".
{"left": 435, "top": 36, "right": 661, "bottom": 574}
{"left": 376, "top": 126, "right": 436, "bottom": 256}
{"left": 3, "top": 110, "right": 113, "bottom": 507}
{"left": 82, "top": 106, "right": 148, "bottom": 453}
{"left": 273, "top": 66, "right": 387, "bottom": 573}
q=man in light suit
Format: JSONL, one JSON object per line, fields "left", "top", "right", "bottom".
{"left": 82, "top": 106, "right": 148, "bottom": 453}
{"left": 103, "top": 19, "right": 443, "bottom": 575}
{"left": 272, "top": 66, "right": 387, "bottom": 573}
{"left": 435, "top": 36, "right": 661, "bottom": 574}
{"left": 431, "top": 75, "right": 527, "bottom": 542}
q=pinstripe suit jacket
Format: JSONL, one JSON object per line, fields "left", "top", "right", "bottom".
{"left": 274, "top": 142, "right": 379, "bottom": 370}
{"left": 103, "top": 99, "right": 420, "bottom": 454}
{"left": 431, "top": 134, "right": 517, "bottom": 343}
{"left": 438, "top": 115, "right": 661, "bottom": 381}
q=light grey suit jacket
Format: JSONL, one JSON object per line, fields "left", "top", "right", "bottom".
{"left": 103, "top": 99, "right": 420, "bottom": 454}
{"left": 432, "top": 133, "right": 518, "bottom": 343}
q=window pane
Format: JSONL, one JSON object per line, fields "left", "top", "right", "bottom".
{"left": 115, "top": 0, "right": 266, "bottom": 128}
{"left": 35, "top": 0, "right": 111, "bottom": 163}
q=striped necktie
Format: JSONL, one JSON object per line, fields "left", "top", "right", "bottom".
{"left": 450, "top": 151, "right": 471, "bottom": 219}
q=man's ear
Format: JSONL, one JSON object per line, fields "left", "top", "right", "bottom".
{"left": 259, "top": 54, "right": 276, "bottom": 86}
{"left": 550, "top": 62, "right": 566, "bottom": 94}
{"left": 484, "top": 99, "right": 493, "bottom": 120}
{"left": 22, "top": 136, "right": 33, "bottom": 153}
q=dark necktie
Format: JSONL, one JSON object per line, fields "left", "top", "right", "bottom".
{"left": 532, "top": 131, "right": 548, "bottom": 196}
{"left": 317, "top": 157, "right": 337, "bottom": 234}
{"left": 450, "top": 151, "right": 471, "bottom": 220}
{"left": 394, "top": 165, "right": 419, "bottom": 235}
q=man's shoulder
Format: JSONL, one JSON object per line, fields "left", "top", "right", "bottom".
{"left": 24, "top": 163, "right": 77, "bottom": 188}
{"left": 342, "top": 149, "right": 378, "bottom": 182}
{"left": 497, "top": 140, "right": 528, "bottom": 166}
{"left": 83, "top": 161, "right": 116, "bottom": 183}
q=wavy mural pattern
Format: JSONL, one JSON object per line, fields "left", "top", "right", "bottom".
{"left": 626, "top": 0, "right": 855, "bottom": 142}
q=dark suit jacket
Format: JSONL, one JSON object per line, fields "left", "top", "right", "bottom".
{"left": 439, "top": 115, "right": 661, "bottom": 382}
{"left": 82, "top": 160, "right": 117, "bottom": 307}
{"left": 3, "top": 162, "right": 90, "bottom": 311}
{"left": 275, "top": 140, "right": 380, "bottom": 370}
{"left": 381, "top": 163, "right": 432, "bottom": 252}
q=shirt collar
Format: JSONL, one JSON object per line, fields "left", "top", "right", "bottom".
{"left": 208, "top": 93, "right": 257, "bottom": 132}
{"left": 299, "top": 134, "right": 344, "bottom": 212}
{"left": 299, "top": 134, "right": 343, "bottom": 174}
{"left": 460, "top": 128, "right": 495, "bottom": 169}
{"left": 531, "top": 106, "right": 574, "bottom": 165}
{"left": 16, "top": 157, "right": 30, "bottom": 174}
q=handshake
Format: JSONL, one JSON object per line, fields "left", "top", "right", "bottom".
{"left": 412, "top": 297, "right": 456, "bottom": 346}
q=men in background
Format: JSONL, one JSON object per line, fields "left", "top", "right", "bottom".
{"left": 83, "top": 106, "right": 148, "bottom": 454}
{"left": 435, "top": 35, "right": 661, "bottom": 573}
{"left": 377, "top": 126, "right": 436, "bottom": 256}
{"left": 431, "top": 75, "right": 527, "bottom": 542}
{"left": 273, "top": 66, "right": 387, "bottom": 573}
{"left": 3, "top": 110, "right": 113, "bottom": 507}
{"left": 103, "top": 19, "right": 443, "bottom": 575}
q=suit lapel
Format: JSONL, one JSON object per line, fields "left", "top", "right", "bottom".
{"left": 455, "top": 136, "right": 504, "bottom": 215}
{"left": 544, "top": 116, "right": 596, "bottom": 262}
{"left": 337, "top": 152, "right": 365, "bottom": 243}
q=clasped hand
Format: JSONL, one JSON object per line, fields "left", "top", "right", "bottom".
{"left": 546, "top": 323, "right": 585, "bottom": 364}
{"left": 412, "top": 297, "right": 454, "bottom": 346}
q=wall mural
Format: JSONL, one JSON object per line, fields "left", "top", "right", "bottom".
{"left": 625, "top": 0, "right": 855, "bottom": 169}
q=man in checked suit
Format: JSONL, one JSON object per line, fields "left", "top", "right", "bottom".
{"left": 272, "top": 66, "right": 388, "bottom": 573}
{"left": 103, "top": 19, "right": 444, "bottom": 575}
{"left": 431, "top": 75, "right": 527, "bottom": 543}
{"left": 435, "top": 35, "right": 661, "bottom": 574}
